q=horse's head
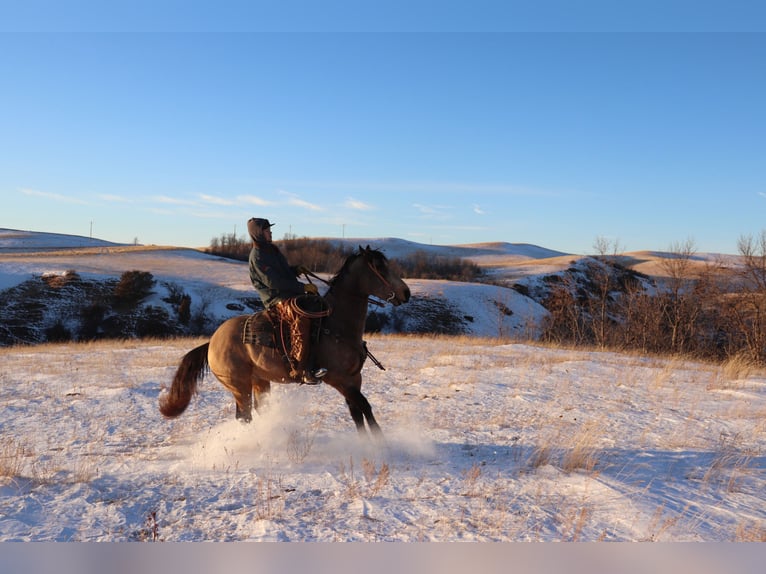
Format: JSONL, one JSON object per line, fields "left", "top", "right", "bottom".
{"left": 356, "top": 245, "right": 411, "bottom": 306}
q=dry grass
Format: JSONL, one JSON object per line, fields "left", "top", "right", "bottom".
{"left": 286, "top": 424, "right": 319, "bottom": 464}
{"left": 640, "top": 505, "right": 684, "bottom": 542}
{"left": 0, "top": 436, "right": 98, "bottom": 485}
{"left": 701, "top": 432, "right": 758, "bottom": 494}
{"left": 0, "top": 437, "right": 30, "bottom": 478}
{"left": 560, "top": 421, "right": 604, "bottom": 474}
{"left": 708, "top": 352, "right": 766, "bottom": 390}
{"left": 734, "top": 520, "right": 766, "bottom": 542}
{"left": 336, "top": 457, "right": 391, "bottom": 499}
{"left": 252, "top": 474, "right": 285, "bottom": 521}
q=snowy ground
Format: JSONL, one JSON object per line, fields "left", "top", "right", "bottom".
{"left": 1, "top": 336, "right": 765, "bottom": 542}
{"left": 2, "top": 229, "right": 764, "bottom": 545}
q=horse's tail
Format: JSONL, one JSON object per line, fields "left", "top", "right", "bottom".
{"left": 159, "top": 343, "right": 210, "bottom": 418}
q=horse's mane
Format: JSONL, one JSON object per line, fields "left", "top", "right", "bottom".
{"left": 329, "top": 247, "right": 388, "bottom": 286}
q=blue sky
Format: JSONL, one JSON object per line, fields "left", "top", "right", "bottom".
{"left": 2, "top": 3, "right": 765, "bottom": 255}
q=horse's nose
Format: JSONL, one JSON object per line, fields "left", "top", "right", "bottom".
{"left": 402, "top": 285, "right": 411, "bottom": 303}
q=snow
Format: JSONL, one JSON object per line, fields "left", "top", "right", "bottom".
{"left": 1, "top": 337, "right": 765, "bottom": 543}
{"left": 0, "top": 342, "right": 766, "bottom": 541}
{"left": 1, "top": 230, "right": 765, "bottom": 544}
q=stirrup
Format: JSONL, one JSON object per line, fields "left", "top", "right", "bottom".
{"left": 299, "top": 368, "right": 327, "bottom": 385}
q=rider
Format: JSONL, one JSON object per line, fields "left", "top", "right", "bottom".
{"left": 247, "top": 217, "right": 327, "bottom": 384}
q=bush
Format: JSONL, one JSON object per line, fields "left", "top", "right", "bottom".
{"left": 79, "top": 303, "right": 108, "bottom": 340}
{"left": 136, "top": 306, "right": 176, "bottom": 338}
{"left": 207, "top": 233, "right": 483, "bottom": 281}
{"left": 392, "top": 250, "right": 483, "bottom": 282}
{"left": 177, "top": 295, "right": 191, "bottom": 326}
{"left": 45, "top": 321, "right": 72, "bottom": 342}
{"left": 114, "top": 271, "right": 155, "bottom": 307}
{"left": 365, "top": 311, "right": 390, "bottom": 333}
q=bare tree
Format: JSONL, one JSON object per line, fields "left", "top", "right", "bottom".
{"left": 592, "top": 236, "right": 624, "bottom": 259}
{"left": 658, "top": 238, "right": 699, "bottom": 353}
{"left": 738, "top": 231, "right": 766, "bottom": 292}
{"left": 590, "top": 237, "right": 624, "bottom": 348}
{"left": 731, "top": 231, "right": 766, "bottom": 362}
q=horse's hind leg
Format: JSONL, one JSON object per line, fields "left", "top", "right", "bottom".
{"left": 235, "top": 377, "right": 271, "bottom": 422}
{"left": 215, "top": 373, "right": 253, "bottom": 423}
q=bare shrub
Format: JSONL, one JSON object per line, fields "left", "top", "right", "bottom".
{"left": 286, "top": 426, "right": 316, "bottom": 464}
{"left": 337, "top": 457, "right": 390, "bottom": 498}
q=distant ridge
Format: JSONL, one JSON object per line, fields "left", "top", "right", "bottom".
{"left": 325, "top": 237, "right": 570, "bottom": 261}
{"left": 1, "top": 229, "right": 571, "bottom": 262}
{"left": 0, "top": 228, "right": 126, "bottom": 252}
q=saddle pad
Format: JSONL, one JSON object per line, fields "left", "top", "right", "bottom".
{"left": 242, "top": 312, "right": 277, "bottom": 347}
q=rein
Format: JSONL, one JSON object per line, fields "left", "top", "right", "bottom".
{"left": 287, "top": 294, "right": 332, "bottom": 319}
{"left": 302, "top": 268, "right": 387, "bottom": 307}
{"left": 300, "top": 262, "right": 395, "bottom": 372}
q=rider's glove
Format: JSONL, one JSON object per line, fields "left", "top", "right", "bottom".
{"left": 304, "top": 283, "right": 319, "bottom": 295}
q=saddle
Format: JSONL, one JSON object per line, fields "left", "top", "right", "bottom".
{"left": 242, "top": 295, "right": 331, "bottom": 355}
{"left": 242, "top": 300, "right": 387, "bottom": 375}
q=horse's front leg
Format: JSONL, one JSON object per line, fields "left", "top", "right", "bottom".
{"left": 344, "top": 386, "right": 382, "bottom": 438}
{"left": 251, "top": 378, "right": 271, "bottom": 413}
{"left": 235, "top": 387, "right": 253, "bottom": 423}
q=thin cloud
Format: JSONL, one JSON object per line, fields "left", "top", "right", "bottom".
{"left": 21, "top": 188, "right": 89, "bottom": 205}
{"left": 198, "top": 193, "right": 236, "bottom": 206}
{"left": 145, "top": 207, "right": 176, "bottom": 215}
{"left": 413, "top": 203, "right": 453, "bottom": 220}
{"left": 188, "top": 208, "right": 231, "bottom": 219}
{"left": 289, "top": 197, "right": 323, "bottom": 211}
{"left": 345, "top": 197, "right": 375, "bottom": 211}
{"left": 254, "top": 179, "right": 558, "bottom": 197}
{"left": 279, "top": 191, "right": 323, "bottom": 212}
{"left": 238, "top": 194, "right": 276, "bottom": 206}
{"left": 97, "top": 193, "right": 133, "bottom": 203}
{"left": 151, "top": 195, "right": 198, "bottom": 206}
{"left": 473, "top": 204, "right": 486, "bottom": 215}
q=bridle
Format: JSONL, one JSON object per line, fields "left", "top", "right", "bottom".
{"left": 364, "top": 259, "right": 399, "bottom": 305}
{"left": 300, "top": 256, "right": 399, "bottom": 307}
{"left": 300, "top": 253, "right": 399, "bottom": 372}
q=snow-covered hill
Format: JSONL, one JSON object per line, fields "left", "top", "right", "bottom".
{"left": 0, "top": 229, "right": 552, "bottom": 341}
{"left": 0, "top": 228, "right": 124, "bottom": 252}
{"left": 0, "top": 228, "right": 742, "bottom": 345}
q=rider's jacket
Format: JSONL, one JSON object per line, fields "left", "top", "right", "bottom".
{"left": 249, "top": 241, "right": 305, "bottom": 309}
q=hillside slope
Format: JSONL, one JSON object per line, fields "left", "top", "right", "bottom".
{"left": 0, "top": 229, "right": 549, "bottom": 343}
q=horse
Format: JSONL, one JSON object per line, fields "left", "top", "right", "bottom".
{"left": 159, "top": 246, "right": 411, "bottom": 437}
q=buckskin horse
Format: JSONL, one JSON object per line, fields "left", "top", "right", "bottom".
{"left": 159, "top": 246, "right": 411, "bottom": 437}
